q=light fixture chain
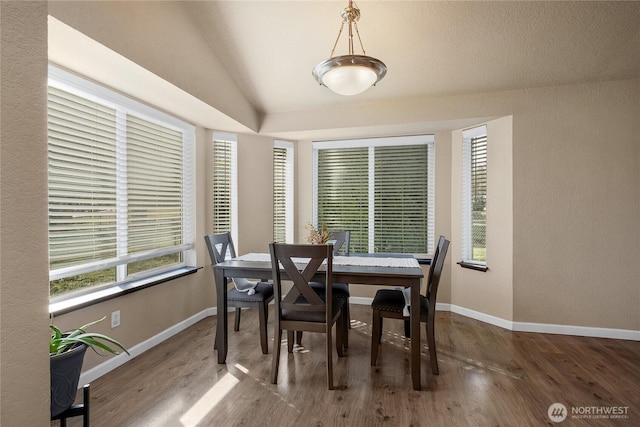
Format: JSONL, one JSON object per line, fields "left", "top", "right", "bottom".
{"left": 329, "top": 20, "right": 346, "bottom": 58}
{"left": 352, "top": 21, "right": 366, "bottom": 55}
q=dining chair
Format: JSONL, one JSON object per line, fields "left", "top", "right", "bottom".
{"left": 269, "top": 242, "right": 346, "bottom": 390}
{"left": 204, "top": 232, "right": 273, "bottom": 354}
{"left": 300, "top": 230, "right": 351, "bottom": 347}
{"left": 370, "top": 236, "right": 450, "bottom": 375}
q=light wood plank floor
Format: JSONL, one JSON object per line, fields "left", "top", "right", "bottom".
{"left": 55, "top": 305, "right": 639, "bottom": 426}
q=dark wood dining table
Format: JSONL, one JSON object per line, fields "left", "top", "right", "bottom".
{"left": 213, "top": 253, "right": 425, "bottom": 390}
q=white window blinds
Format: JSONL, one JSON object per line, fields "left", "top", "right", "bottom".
{"left": 48, "top": 86, "right": 118, "bottom": 270}
{"left": 316, "top": 147, "right": 369, "bottom": 252}
{"left": 374, "top": 145, "right": 431, "bottom": 253}
{"left": 462, "top": 125, "right": 488, "bottom": 264}
{"left": 314, "top": 135, "right": 435, "bottom": 254}
{"left": 212, "top": 132, "right": 238, "bottom": 246}
{"left": 273, "top": 141, "right": 294, "bottom": 243}
{"left": 47, "top": 65, "right": 195, "bottom": 299}
{"left": 212, "top": 139, "right": 232, "bottom": 234}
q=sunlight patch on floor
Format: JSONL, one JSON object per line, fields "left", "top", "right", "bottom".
{"left": 179, "top": 372, "right": 239, "bottom": 426}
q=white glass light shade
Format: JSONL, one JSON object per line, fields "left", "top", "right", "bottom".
{"left": 322, "top": 65, "right": 378, "bottom": 96}
{"left": 313, "top": 55, "right": 387, "bottom": 96}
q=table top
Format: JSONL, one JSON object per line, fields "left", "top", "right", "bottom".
{"left": 213, "top": 252, "right": 424, "bottom": 286}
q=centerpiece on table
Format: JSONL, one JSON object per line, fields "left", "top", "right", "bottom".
{"left": 304, "top": 222, "right": 332, "bottom": 244}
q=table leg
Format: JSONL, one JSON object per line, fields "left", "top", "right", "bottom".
{"left": 214, "top": 268, "right": 228, "bottom": 364}
{"left": 411, "top": 280, "right": 421, "bottom": 390}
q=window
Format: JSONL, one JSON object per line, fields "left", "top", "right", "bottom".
{"left": 212, "top": 132, "right": 238, "bottom": 245}
{"left": 313, "top": 135, "right": 435, "bottom": 254}
{"left": 461, "top": 125, "right": 487, "bottom": 267}
{"left": 273, "top": 141, "right": 294, "bottom": 243}
{"left": 47, "top": 65, "right": 195, "bottom": 300}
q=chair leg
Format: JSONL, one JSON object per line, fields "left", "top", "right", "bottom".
{"left": 404, "top": 319, "right": 411, "bottom": 338}
{"left": 287, "top": 331, "right": 294, "bottom": 353}
{"left": 326, "top": 321, "right": 334, "bottom": 390}
{"left": 258, "top": 303, "right": 269, "bottom": 354}
{"left": 271, "top": 327, "right": 282, "bottom": 384}
{"left": 336, "top": 310, "right": 345, "bottom": 357}
{"left": 345, "top": 300, "right": 351, "bottom": 328}
{"left": 343, "top": 301, "right": 349, "bottom": 348}
{"left": 295, "top": 330, "right": 303, "bottom": 345}
{"left": 371, "top": 310, "right": 381, "bottom": 366}
{"left": 234, "top": 307, "right": 241, "bottom": 332}
{"left": 426, "top": 316, "right": 439, "bottom": 375}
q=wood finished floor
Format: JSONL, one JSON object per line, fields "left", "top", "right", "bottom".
{"left": 55, "top": 305, "right": 639, "bottom": 426}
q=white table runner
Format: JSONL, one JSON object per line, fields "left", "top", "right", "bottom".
{"left": 235, "top": 252, "right": 419, "bottom": 268}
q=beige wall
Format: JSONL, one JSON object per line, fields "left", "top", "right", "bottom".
{"left": 433, "top": 130, "right": 453, "bottom": 304}
{"left": 0, "top": 2, "right": 50, "bottom": 424}
{"left": 511, "top": 80, "right": 639, "bottom": 329}
{"left": 237, "top": 133, "right": 275, "bottom": 254}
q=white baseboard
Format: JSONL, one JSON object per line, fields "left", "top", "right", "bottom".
{"left": 446, "top": 303, "right": 640, "bottom": 341}
{"left": 78, "top": 307, "right": 216, "bottom": 386}
{"left": 80, "top": 297, "right": 639, "bottom": 386}
{"left": 351, "top": 298, "right": 640, "bottom": 341}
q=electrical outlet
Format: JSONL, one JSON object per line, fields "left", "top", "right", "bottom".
{"left": 111, "top": 310, "right": 121, "bottom": 328}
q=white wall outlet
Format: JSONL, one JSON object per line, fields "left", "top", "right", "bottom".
{"left": 111, "top": 310, "right": 121, "bottom": 328}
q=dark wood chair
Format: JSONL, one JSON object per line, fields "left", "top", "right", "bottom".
{"left": 303, "top": 230, "right": 351, "bottom": 346}
{"left": 370, "top": 236, "right": 450, "bottom": 375}
{"left": 204, "top": 232, "right": 273, "bottom": 354}
{"left": 269, "top": 242, "right": 346, "bottom": 390}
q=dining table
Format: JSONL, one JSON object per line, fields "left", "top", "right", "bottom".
{"left": 212, "top": 252, "right": 425, "bottom": 390}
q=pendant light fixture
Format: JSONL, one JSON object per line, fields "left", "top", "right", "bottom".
{"left": 312, "top": 0, "right": 387, "bottom": 96}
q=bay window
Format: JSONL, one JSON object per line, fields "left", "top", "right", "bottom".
{"left": 48, "top": 65, "right": 195, "bottom": 301}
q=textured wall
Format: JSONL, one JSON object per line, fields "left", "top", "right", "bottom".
{"left": 0, "top": 1, "right": 50, "bottom": 425}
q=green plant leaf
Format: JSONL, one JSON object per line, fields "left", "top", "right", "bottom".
{"left": 49, "top": 316, "right": 130, "bottom": 357}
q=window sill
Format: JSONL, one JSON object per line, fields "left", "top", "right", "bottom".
{"left": 457, "top": 261, "right": 489, "bottom": 272}
{"left": 49, "top": 266, "right": 201, "bottom": 316}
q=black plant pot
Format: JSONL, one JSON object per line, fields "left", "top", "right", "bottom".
{"left": 50, "top": 343, "right": 88, "bottom": 417}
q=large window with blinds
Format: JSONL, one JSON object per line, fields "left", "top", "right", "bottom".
{"left": 212, "top": 132, "right": 238, "bottom": 244}
{"left": 47, "top": 65, "right": 195, "bottom": 300}
{"left": 313, "top": 135, "right": 435, "bottom": 254}
{"left": 273, "top": 141, "right": 294, "bottom": 243}
{"left": 461, "top": 125, "right": 488, "bottom": 265}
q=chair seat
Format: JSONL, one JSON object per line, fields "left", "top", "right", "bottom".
{"left": 283, "top": 296, "right": 344, "bottom": 322}
{"left": 310, "top": 281, "right": 350, "bottom": 298}
{"left": 371, "top": 289, "right": 428, "bottom": 316}
{"left": 227, "top": 282, "right": 273, "bottom": 302}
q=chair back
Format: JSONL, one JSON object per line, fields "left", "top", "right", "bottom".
{"left": 269, "top": 243, "right": 334, "bottom": 323}
{"left": 425, "top": 236, "right": 450, "bottom": 307}
{"left": 329, "top": 231, "right": 350, "bottom": 256}
{"left": 204, "top": 232, "right": 236, "bottom": 266}
{"left": 425, "top": 236, "right": 445, "bottom": 288}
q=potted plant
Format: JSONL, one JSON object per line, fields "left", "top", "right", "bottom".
{"left": 50, "top": 316, "right": 129, "bottom": 418}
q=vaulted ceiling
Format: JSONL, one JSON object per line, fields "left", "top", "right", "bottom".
{"left": 184, "top": 1, "right": 639, "bottom": 115}
{"left": 48, "top": 1, "right": 639, "bottom": 140}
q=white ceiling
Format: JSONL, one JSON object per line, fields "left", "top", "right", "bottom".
{"left": 183, "top": 1, "right": 640, "bottom": 116}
